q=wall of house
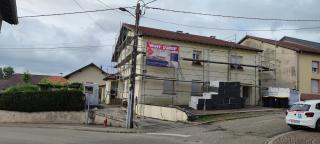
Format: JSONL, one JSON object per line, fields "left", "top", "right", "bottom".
{"left": 240, "top": 38, "right": 298, "bottom": 90}
{"left": 66, "top": 66, "right": 106, "bottom": 85}
{"left": 135, "top": 104, "right": 188, "bottom": 122}
{"left": 132, "top": 36, "right": 260, "bottom": 106}
{"left": 298, "top": 53, "right": 320, "bottom": 94}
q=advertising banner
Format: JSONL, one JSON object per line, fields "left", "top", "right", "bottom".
{"left": 146, "top": 42, "right": 179, "bottom": 68}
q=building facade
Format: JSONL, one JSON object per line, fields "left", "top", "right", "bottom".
{"left": 64, "top": 63, "right": 108, "bottom": 102}
{"left": 108, "top": 24, "right": 263, "bottom": 107}
{"left": 240, "top": 36, "right": 320, "bottom": 97}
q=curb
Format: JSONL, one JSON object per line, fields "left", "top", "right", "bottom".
{"left": 266, "top": 130, "right": 299, "bottom": 144}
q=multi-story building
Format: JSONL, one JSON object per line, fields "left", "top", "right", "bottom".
{"left": 106, "top": 23, "right": 264, "bottom": 107}
{"left": 239, "top": 35, "right": 320, "bottom": 99}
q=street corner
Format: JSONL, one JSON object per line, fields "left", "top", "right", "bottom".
{"left": 267, "top": 130, "right": 320, "bottom": 144}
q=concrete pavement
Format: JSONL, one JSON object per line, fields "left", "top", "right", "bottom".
{"left": 0, "top": 110, "right": 293, "bottom": 144}
{"left": 159, "top": 111, "right": 291, "bottom": 144}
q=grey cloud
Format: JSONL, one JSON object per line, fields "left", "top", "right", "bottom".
{"left": 1, "top": 0, "right": 320, "bottom": 75}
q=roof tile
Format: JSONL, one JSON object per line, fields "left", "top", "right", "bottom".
{"left": 123, "top": 23, "right": 262, "bottom": 52}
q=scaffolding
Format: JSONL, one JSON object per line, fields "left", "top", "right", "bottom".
{"left": 108, "top": 37, "right": 276, "bottom": 108}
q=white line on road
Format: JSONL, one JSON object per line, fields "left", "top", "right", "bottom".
{"left": 146, "top": 133, "right": 191, "bottom": 138}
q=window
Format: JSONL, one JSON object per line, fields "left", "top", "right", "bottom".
{"left": 191, "top": 81, "right": 202, "bottom": 96}
{"left": 230, "top": 55, "right": 243, "bottom": 70}
{"left": 311, "top": 79, "right": 319, "bottom": 94}
{"left": 312, "top": 61, "right": 319, "bottom": 73}
{"left": 192, "top": 50, "right": 202, "bottom": 65}
{"left": 163, "top": 80, "right": 175, "bottom": 95}
{"left": 316, "top": 103, "right": 320, "bottom": 110}
{"left": 289, "top": 104, "right": 311, "bottom": 111}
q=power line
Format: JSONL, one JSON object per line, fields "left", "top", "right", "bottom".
{"left": 0, "top": 45, "right": 113, "bottom": 50}
{"left": 0, "top": 40, "right": 113, "bottom": 47}
{"left": 71, "top": 0, "right": 111, "bottom": 33}
{"left": 142, "top": 16, "right": 320, "bottom": 31}
{"left": 94, "top": 0, "right": 134, "bottom": 19}
{"left": 145, "top": 6, "right": 320, "bottom": 22}
{"left": 18, "top": 7, "right": 134, "bottom": 18}
{"left": 91, "top": 1, "right": 320, "bottom": 32}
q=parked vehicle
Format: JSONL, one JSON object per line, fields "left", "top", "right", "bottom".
{"left": 286, "top": 100, "right": 320, "bottom": 130}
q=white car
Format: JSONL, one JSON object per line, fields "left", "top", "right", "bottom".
{"left": 286, "top": 100, "right": 320, "bottom": 130}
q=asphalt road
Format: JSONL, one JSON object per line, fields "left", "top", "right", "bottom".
{"left": 0, "top": 111, "right": 294, "bottom": 144}
{"left": 162, "top": 111, "right": 292, "bottom": 144}
{"left": 0, "top": 127, "right": 194, "bottom": 144}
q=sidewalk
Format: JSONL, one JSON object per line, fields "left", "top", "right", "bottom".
{"left": 190, "top": 106, "right": 283, "bottom": 116}
{"left": 267, "top": 130, "right": 320, "bottom": 144}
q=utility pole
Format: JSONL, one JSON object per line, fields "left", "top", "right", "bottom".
{"left": 126, "top": 2, "right": 141, "bottom": 129}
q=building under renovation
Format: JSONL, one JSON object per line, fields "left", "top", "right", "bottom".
{"left": 105, "top": 23, "right": 273, "bottom": 110}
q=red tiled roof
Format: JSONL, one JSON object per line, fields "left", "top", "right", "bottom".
{"left": 239, "top": 35, "right": 320, "bottom": 54}
{"left": 46, "top": 76, "right": 68, "bottom": 85}
{"left": 123, "top": 23, "right": 262, "bottom": 52}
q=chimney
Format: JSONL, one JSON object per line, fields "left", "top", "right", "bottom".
{"left": 100, "top": 65, "right": 103, "bottom": 69}
{"left": 210, "top": 36, "right": 216, "bottom": 39}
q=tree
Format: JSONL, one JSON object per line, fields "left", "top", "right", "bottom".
{"left": 22, "top": 71, "right": 31, "bottom": 83}
{"left": 3, "top": 66, "right": 14, "bottom": 79}
{"left": 0, "top": 68, "right": 3, "bottom": 79}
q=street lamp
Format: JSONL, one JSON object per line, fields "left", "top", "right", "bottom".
{"left": 118, "top": 7, "right": 135, "bottom": 17}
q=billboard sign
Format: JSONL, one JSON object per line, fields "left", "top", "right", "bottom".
{"left": 146, "top": 42, "right": 179, "bottom": 68}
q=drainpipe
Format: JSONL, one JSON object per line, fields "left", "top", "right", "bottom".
{"left": 297, "top": 51, "right": 301, "bottom": 90}
{"left": 227, "top": 47, "right": 232, "bottom": 81}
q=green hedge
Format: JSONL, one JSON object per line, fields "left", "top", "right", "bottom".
{"left": 3, "top": 84, "right": 40, "bottom": 94}
{"left": 0, "top": 90, "right": 85, "bottom": 112}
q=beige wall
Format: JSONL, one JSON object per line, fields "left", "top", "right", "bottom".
{"left": 135, "top": 104, "right": 188, "bottom": 122}
{"left": 66, "top": 66, "right": 106, "bottom": 85}
{"left": 298, "top": 53, "right": 320, "bottom": 93}
{"left": 113, "top": 32, "right": 260, "bottom": 106}
{"left": 240, "top": 38, "right": 298, "bottom": 89}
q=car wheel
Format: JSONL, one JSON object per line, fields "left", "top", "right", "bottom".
{"left": 316, "top": 119, "right": 320, "bottom": 131}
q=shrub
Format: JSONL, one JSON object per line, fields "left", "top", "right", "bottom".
{"left": 3, "top": 84, "right": 40, "bottom": 94}
{"left": 0, "top": 90, "right": 85, "bottom": 112}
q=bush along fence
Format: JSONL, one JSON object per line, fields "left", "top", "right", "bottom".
{"left": 0, "top": 90, "right": 85, "bottom": 112}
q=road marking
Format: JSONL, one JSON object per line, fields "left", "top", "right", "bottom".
{"left": 146, "top": 133, "right": 191, "bottom": 138}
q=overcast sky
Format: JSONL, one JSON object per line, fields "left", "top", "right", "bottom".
{"left": 0, "top": 0, "right": 319, "bottom": 75}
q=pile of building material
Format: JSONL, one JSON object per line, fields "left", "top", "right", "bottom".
{"left": 189, "top": 81, "right": 245, "bottom": 110}
{"left": 262, "top": 87, "right": 293, "bottom": 108}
